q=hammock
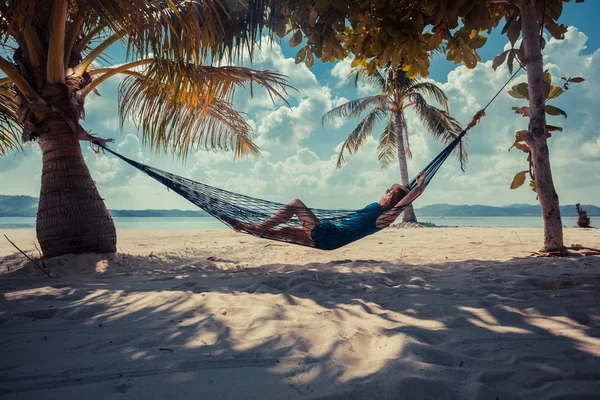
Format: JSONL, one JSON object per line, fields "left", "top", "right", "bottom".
{"left": 96, "top": 127, "right": 468, "bottom": 250}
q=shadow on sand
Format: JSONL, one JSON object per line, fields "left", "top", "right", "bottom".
{"left": 1, "top": 250, "right": 599, "bottom": 399}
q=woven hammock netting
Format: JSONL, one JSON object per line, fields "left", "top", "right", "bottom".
{"left": 97, "top": 129, "right": 467, "bottom": 250}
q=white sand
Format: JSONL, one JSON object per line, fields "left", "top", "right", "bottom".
{"left": 1, "top": 227, "right": 599, "bottom": 399}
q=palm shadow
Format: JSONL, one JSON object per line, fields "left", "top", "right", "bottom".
{"left": 1, "top": 251, "right": 599, "bottom": 399}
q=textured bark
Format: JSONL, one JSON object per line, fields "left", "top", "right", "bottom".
{"left": 395, "top": 112, "right": 417, "bottom": 223}
{"left": 36, "top": 119, "right": 116, "bottom": 258}
{"left": 520, "top": 0, "right": 564, "bottom": 251}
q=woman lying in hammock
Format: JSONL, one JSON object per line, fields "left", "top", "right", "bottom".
{"left": 222, "top": 172, "right": 427, "bottom": 250}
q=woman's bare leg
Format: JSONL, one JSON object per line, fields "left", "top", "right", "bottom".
{"left": 219, "top": 199, "right": 318, "bottom": 246}
{"left": 256, "top": 199, "right": 319, "bottom": 230}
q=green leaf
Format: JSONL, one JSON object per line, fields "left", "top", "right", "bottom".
{"left": 507, "top": 51, "right": 515, "bottom": 75}
{"left": 351, "top": 57, "right": 367, "bottom": 68}
{"left": 366, "top": 58, "right": 377, "bottom": 74}
{"left": 515, "top": 129, "right": 527, "bottom": 142}
{"left": 370, "top": 40, "right": 383, "bottom": 55}
{"left": 514, "top": 142, "right": 530, "bottom": 153}
{"left": 547, "top": 85, "right": 564, "bottom": 100}
{"left": 543, "top": 70, "right": 552, "bottom": 86}
{"left": 506, "top": 17, "right": 521, "bottom": 46}
{"left": 428, "top": 31, "right": 443, "bottom": 50}
{"left": 308, "top": 8, "right": 318, "bottom": 27}
{"left": 510, "top": 171, "right": 528, "bottom": 189}
{"left": 469, "top": 34, "right": 487, "bottom": 49}
{"left": 545, "top": 105, "right": 567, "bottom": 118}
{"left": 546, "top": 125, "right": 563, "bottom": 132}
{"left": 512, "top": 106, "right": 530, "bottom": 117}
{"left": 492, "top": 50, "right": 509, "bottom": 71}
{"left": 295, "top": 46, "right": 307, "bottom": 64}
{"left": 508, "top": 82, "right": 529, "bottom": 100}
{"left": 545, "top": 21, "right": 568, "bottom": 40}
{"left": 305, "top": 49, "right": 314, "bottom": 68}
{"left": 501, "top": 13, "right": 516, "bottom": 35}
{"left": 568, "top": 77, "right": 585, "bottom": 83}
{"left": 290, "top": 30, "right": 303, "bottom": 48}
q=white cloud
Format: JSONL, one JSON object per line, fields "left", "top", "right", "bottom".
{"left": 2, "top": 27, "right": 599, "bottom": 212}
{"left": 330, "top": 57, "right": 377, "bottom": 95}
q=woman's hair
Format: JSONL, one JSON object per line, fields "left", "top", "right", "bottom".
{"left": 382, "top": 186, "right": 409, "bottom": 209}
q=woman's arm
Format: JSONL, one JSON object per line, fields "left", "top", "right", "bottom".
{"left": 375, "top": 172, "right": 426, "bottom": 228}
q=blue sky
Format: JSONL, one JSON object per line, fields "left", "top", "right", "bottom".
{"left": 1, "top": 2, "right": 599, "bottom": 211}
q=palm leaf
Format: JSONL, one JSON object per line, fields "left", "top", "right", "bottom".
{"left": 347, "top": 66, "right": 387, "bottom": 90}
{"left": 388, "top": 66, "right": 417, "bottom": 94}
{"left": 336, "top": 107, "right": 388, "bottom": 168}
{"left": 377, "top": 115, "right": 397, "bottom": 169}
{"left": 407, "top": 82, "right": 449, "bottom": 111}
{"left": 322, "top": 94, "right": 390, "bottom": 126}
{"left": 118, "top": 62, "right": 289, "bottom": 159}
{"left": 408, "top": 93, "right": 466, "bottom": 162}
{"left": 0, "top": 1, "right": 275, "bottom": 66}
{"left": 0, "top": 86, "right": 21, "bottom": 155}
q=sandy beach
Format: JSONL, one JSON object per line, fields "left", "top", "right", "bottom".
{"left": 1, "top": 227, "right": 599, "bottom": 399}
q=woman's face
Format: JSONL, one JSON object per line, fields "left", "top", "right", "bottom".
{"left": 379, "top": 184, "right": 407, "bottom": 209}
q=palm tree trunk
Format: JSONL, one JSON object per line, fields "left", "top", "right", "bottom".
{"left": 520, "top": 0, "right": 564, "bottom": 251}
{"left": 395, "top": 111, "right": 417, "bottom": 223}
{"left": 36, "top": 119, "right": 117, "bottom": 258}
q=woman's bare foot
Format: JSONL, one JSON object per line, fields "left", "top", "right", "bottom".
{"left": 219, "top": 215, "right": 263, "bottom": 238}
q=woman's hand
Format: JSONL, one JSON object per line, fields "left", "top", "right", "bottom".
{"left": 416, "top": 171, "right": 427, "bottom": 187}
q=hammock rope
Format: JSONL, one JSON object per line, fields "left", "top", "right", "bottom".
{"left": 95, "top": 125, "right": 469, "bottom": 249}
{"left": 94, "top": 20, "right": 535, "bottom": 249}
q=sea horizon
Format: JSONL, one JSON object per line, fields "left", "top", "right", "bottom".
{"left": 0, "top": 216, "right": 587, "bottom": 230}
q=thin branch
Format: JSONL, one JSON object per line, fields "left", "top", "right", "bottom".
{"left": 75, "top": 34, "right": 122, "bottom": 75}
{"left": 0, "top": 77, "right": 11, "bottom": 86}
{"left": 82, "top": 59, "right": 152, "bottom": 97}
{"left": 47, "top": 0, "right": 68, "bottom": 83}
{"left": 4, "top": 235, "right": 52, "bottom": 278}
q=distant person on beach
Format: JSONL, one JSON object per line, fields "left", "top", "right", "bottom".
{"left": 223, "top": 172, "right": 427, "bottom": 249}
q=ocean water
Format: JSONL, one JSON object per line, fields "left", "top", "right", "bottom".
{"left": 0, "top": 216, "right": 582, "bottom": 230}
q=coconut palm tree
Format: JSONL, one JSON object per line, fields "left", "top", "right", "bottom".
{"left": 0, "top": 0, "right": 290, "bottom": 258}
{"left": 322, "top": 64, "right": 464, "bottom": 223}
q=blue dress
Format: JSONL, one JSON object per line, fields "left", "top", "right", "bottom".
{"left": 310, "top": 202, "right": 384, "bottom": 250}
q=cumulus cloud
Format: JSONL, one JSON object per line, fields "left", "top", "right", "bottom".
{"left": 330, "top": 57, "right": 377, "bottom": 95}
{"left": 2, "top": 27, "right": 598, "bottom": 211}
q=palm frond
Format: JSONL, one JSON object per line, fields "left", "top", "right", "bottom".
{"left": 322, "top": 94, "right": 390, "bottom": 126}
{"left": 1, "top": 1, "right": 274, "bottom": 67}
{"left": 409, "top": 93, "right": 466, "bottom": 162}
{"left": 388, "top": 66, "right": 418, "bottom": 93}
{"left": 112, "top": 0, "right": 270, "bottom": 64}
{"left": 349, "top": 67, "right": 387, "bottom": 91}
{"left": 118, "top": 62, "right": 288, "bottom": 159}
{"left": 0, "top": 86, "right": 21, "bottom": 155}
{"left": 336, "top": 107, "right": 387, "bottom": 168}
{"left": 377, "top": 115, "right": 397, "bottom": 169}
{"left": 408, "top": 82, "right": 449, "bottom": 111}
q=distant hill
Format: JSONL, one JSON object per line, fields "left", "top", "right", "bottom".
{"left": 109, "top": 209, "right": 209, "bottom": 217}
{"left": 0, "top": 195, "right": 209, "bottom": 218}
{"left": 1, "top": 195, "right": 598, "bottom": 218}
{"left": 415, "top": 203, "right": 600, "bottom": 217}
{"left": 0, "top": 195, "right": 38, "bottom": 217}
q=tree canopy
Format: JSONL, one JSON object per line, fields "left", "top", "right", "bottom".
{"left": 269, "top": 0, "right": 578, "bottom": 78}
